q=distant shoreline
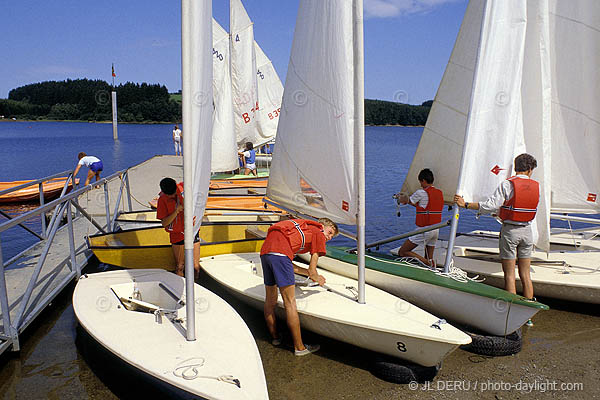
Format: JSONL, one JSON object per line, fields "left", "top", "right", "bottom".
{"left": 1, "top": 119, "right": 424, "bottom": 127}
{"left": 0, "top": 118, "right": 174, "bottom": 125}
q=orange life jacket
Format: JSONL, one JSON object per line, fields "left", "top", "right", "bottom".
{"left": 415, "top": 186, "right": 444, "bottom": 227}
{"left": 499, "top": 176, "right": 539, "bottom": 222}
{"left": 267, "top": 219, "right": 323, "bottom": 254}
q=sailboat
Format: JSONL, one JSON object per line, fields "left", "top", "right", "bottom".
{"left": 305, "top": 0, "right": 548, "bottom": 340}
{"left": 393, "top": 0, "right": 600, "bottom": 305}
{"left": 73, "top": 2, "right": 269, "bottom": 398}
{"left": 200, "top": 0, "right": 471, "bottom": 372}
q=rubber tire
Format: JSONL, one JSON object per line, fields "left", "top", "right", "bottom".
{"left": 460, "top": 328, "right": 522, "bottom": 356}
{"left": 370, "top": 355, "right": 440, "bottom": 384}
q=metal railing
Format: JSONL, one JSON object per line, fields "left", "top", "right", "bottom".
{"left": 0, "top": 168, "right": 133, "bottom": 353}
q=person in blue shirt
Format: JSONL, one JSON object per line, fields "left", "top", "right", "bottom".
{"left": 238, "top": 142, "right": 257, "bottom": 176}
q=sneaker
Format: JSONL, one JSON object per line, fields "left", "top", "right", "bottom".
{"left": 294, "top": 344, "right": 320, "bottom": 356}
{"left": 525, "top": 319, "right": 534, "bottom": 327}
{"left": 271, "top": 337, "right": 282, "bottom": 346}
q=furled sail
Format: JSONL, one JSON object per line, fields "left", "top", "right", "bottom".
{"left": 266, "top": 0, "right": 357, "bottom": 225}
{"left": 230, "top": 0, "right": 259, "bottom": 149}
{"left": 255, "top": 41, "right": 284, "bottom": 144}
{"left": 183, "top": 0, "right": 212, "bottom": 236}
{"left": 211, "top": 19, "right": 238, "bottom": 172}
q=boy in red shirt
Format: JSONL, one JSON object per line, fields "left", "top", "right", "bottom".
{"left": 260, "top": 218, "right": 338, "bottom": 356}
{"left": 156, "top": 177, "right": 200, "bottom": 277}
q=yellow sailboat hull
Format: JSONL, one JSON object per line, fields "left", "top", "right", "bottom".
{"left": 87, "top": 223, "right": 270, "bottom": 270}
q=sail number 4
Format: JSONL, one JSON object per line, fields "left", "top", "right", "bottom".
{"left": 397, "top": 341, "right": 407, "bottom": 352}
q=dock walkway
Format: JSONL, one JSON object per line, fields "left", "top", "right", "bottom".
{"left": 0, "top": 155, "right": 183, "bottom": 355}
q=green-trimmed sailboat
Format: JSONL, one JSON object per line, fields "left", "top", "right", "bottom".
{"left": 300, "top": 246, "right": 548, "bottom": 336}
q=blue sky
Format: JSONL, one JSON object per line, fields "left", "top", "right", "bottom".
{"left": 1, "top": 0, "right": 467, "bottom": 105}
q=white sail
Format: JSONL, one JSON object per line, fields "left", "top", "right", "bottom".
{"left": 230, "top": 0, "right": 259, "bottom": 149}
{"left": 211, "top": 19, "right": 238, "bottom": 172}
{"left": 545, "top": 0, "right": 600, "bottom": 215}
{"left": 402, "top": 0, "right": 559, "bottom": 250}
{"left": 182, "top": 1, "right": 212, "bottom": 241}
{"left": 266, "top": 0, "right": 357, "bottom": 225}
{"left": 401, "top": 0, "right": 487, "bottom": 202}
{"left": 255, "top": 41, "right": 284, "bottom": 144}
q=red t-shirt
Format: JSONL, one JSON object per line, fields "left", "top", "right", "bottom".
{"left": 156, "top": 189, "right": 184, "bottom": 244}
{"left": 260, "top": 220, "right": 327, "bottom": 260}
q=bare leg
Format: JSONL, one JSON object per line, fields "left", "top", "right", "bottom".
{"left": 264, "top": 285, "right": 279, "bottom": 341}
{"left": 244, "top": 168, "right": 251, "bottom": 175}
{"left": 172, "top": 244, "right": 185, "bottom": 276}
{"left": 85, "top": 170, "right": 95, "bottom": 185}
{"left": 501, "top": 259, "right": 517, "bottom": 294}
{"left": 95, "top": 171, "right": 101, "bottom": 182}
{"left": 425, "top": 245, "right": 435, "bottom": 263}
{"left": 193, "top": 241, "right": 201, "bottom": 279}
{"left": 517, "top": 258, "right": 534, "bottom": 299}
{"left": 279, "top": 284, "right": 305, "bottom": 351}
{"left": 398, "top": 239, "right": 431, "bottom": 265}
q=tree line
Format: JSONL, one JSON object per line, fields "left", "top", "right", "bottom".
{"left": 1, "top": 79, "right": 432, "bottom": 125}
{"left": 1, "top": 79, "right": 181, "bottom": 123}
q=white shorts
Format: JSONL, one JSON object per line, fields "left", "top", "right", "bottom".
{"left": 245, "top": 163, "right": 257, "bottom": 171}
{"left": 408, "top": 228, "right": 439, "bottom": 247}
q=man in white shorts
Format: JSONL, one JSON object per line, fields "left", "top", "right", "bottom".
{"left": 73, "top": 152, "right": 104, "bottom": 185}
{"left": 397, "top": 168, "right": 444, "bottom": 267}
{"left": 172, "top": 124, "right": 182, "bottom": 156}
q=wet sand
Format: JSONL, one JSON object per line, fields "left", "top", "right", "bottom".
{"left": 1, "top": 260, "right": 599, "bottom": 399}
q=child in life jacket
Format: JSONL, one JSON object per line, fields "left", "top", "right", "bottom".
{"left": 238, "top": 142, "right": 257, "bottom": 176}
{"left": 397, "top": 168, "right": 444, "bottom": 267}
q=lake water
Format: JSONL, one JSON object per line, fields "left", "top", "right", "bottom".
{"left": 1, "top": 121, "right": 598, "bottom": 399}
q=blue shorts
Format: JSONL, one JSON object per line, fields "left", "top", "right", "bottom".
{"left": 260, "top": 254, "right": 295, "bottom": 287}
{"left": 90, "top": 161, "right": 103, "bottom": 172}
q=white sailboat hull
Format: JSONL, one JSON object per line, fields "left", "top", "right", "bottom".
{"left": 73, "top": 269, "right": 268, "bottom": 399}
{"left": 200, "top": 252, "right": 471, "bottom": 367}
{"left": 298, "top": 253, "right": 539, "bottom": 336}
{"left": 392, "top": 231, "right": 600, "bottom": 304}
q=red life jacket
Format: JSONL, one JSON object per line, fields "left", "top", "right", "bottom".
{"left": 415, "top": 186, "right": 444, "bottom": 227}
{"left": 267, "top": 219, "right": 323, "bottom": 254}
{"left": 499, "top": 176, "right": 539, "bottom": 222}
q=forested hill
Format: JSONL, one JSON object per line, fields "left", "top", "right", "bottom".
{"left": 0, "top": 79, "right": 432, "bottom": 125}
{"left": 365, "top": 99, "right": 432, "bottom": 126}
{"left": 1, "top": 79, "right": 181, "bottom": 123}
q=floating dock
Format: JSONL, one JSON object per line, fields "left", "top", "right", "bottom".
{"left": 0, "top": 156, "right": 183, "bottom": 355}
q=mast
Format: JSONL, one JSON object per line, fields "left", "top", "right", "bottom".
{"left": 181, "top": 0, "right": 195, "bottom": 341}
{"left": 444, "top": 0, "right": 489, "bottom": 273}
{"left": 353, "top": 0, "right": 365, "bottom": 304}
